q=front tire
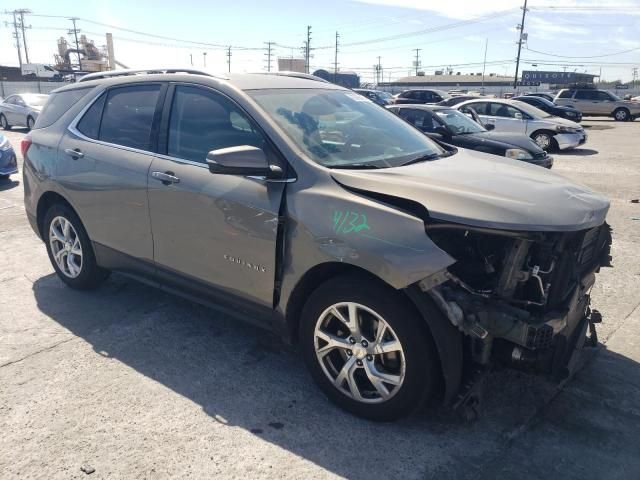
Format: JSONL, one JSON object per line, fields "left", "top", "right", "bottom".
{"left": 300, "top": 274, "right": 438, "bottom": 421}
{"left": 0, "top": 114, "right": 11, "bottom": 130}
{"left": 27, "top": 116, "right": 35, "bottom": 130}
{"left": 613, "top": 108, "right": 630, "bottom": 122}
{"left": 531, "top": 131, "right": 555, "bottom": 151}
{"left": 44, "top": 203, "right": 110, "bottom": 290}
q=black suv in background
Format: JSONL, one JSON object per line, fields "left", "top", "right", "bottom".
{"left": 393, "top": 89, "right": 450, "bottom": 105}
{"left": 514, "top": 95, "right": 582, "bottom": 122}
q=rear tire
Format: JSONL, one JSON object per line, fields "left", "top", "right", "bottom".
{"left": 27, "top": 116, "right": 35, "bottom": 130}
{"left": 43, "top": 203, "right": 110, "bottom": 290}
{"left": 613, "top": 108, "right": 630, "bottom": 122}
{"left": 0, "top": 114, "right": 11, "bottom": 130}
{"left": 300, "top": 273, "right": 438, "bottom": 421}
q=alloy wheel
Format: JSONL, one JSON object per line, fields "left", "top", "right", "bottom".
{"left": 314, "top": 302, "right": 406, "bottom": 403}
{"left": 615, "top": 110, "right": 628, "bottom": 121}
{"left": 49, "top": 216, "right": 83, "bottom": 278}
{"left": 534, "top": 133, "right": 551, "bottom": 149}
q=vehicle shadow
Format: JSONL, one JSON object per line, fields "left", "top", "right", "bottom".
{"left": 0, "top": 178, "right": 19, "bottom": 191}
{"left": 556, "top": 148, "right": 599, "bottom": 156}
{"left": 29, "top": 272, "right": 640, "bottom": 479}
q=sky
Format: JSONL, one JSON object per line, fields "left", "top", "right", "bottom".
{"left": 1, "top": 0, "right": 639, "bottom": 83}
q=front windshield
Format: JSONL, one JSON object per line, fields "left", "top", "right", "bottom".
{"left": 608, "top": 91, "right": 621, "bottom": 101}
{"left": 512, "top": 100, "right": 552, "bottom": 118}
{"left": 378, "top": 91, "right": 393, "bottom": 100}
{"left": 435, "top": 109, "right": 485, "bottom": 134}
{"left": 22, "top": 94, "right": 48, "bottom": 107}
{"left": 250, "top": 89, "right": 444, "bottom": 168}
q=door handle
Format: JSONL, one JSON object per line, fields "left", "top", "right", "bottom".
{"left": 64, "top": 148, "right": 84, "bottom": 159}
{"left": 151, "top": 171, "right": 180, "bottom": 185}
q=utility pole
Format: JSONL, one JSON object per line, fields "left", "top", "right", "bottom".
{"left": 334, "top": 31, "right": 339, "bottom": 82}
{"left": 264, "top": 41, "right": 274, "bottom": 72}
{"left": 17, "top": 9, "right": 31, "bottom": 64}
{"left": 304, "top": 25, "right": 312, "bottom": 74}
{"left": 190, "top": 54, "right": 193, "bottom": 66}
{"left": 414, "top": 48, "right": 421, "bottom": 76}
{"left": 203, "top": 52, "right": 207, "bottom": 68}
{"left": 69, "top": 17, "right": 83, "bottom": 72}
{"left": 513, "top": 0, "right": 528, "bottom": 89}
{"left": 481, "top": 38, "right": 488, "bottom": 94}
{"left": 4, "top": 11, "right": 24, "bottom": 67}
{"left": 227, "top": 46, "right": 232, "bottom": 73}
{"left": 376, "top": 56, "right": 382, "bottom": 85}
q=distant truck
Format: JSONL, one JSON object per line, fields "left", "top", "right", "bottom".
{"left": 21, "top": 63, "right": 62, "bottom": 80}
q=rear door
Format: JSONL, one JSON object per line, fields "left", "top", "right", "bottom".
{"left": 57, "top": 83, "right": 163, "bottom": 271}
{"left": 573, "top": 90, "right": 599, "bottom": 115}
{"left": 147, "top": 84, "right": 286, "bottom": 309}
{"left": 2, "top": 96, "right": 19, "bottom": 124}
{"left": 485, "top": 102, "right": 527, "bottom": 134}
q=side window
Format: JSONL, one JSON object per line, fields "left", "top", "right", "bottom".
{"left": 597, "top": 91, "right": 612, "bottom": 101}
{"left": 399, "top": 109, "right": 437, "bottom": 132}
{"left": 557, "top": 90, "right": 574, "bottom": 99}
{"left": 489, "top": 103, "right": 521, "bottom": 118}
{"left": 167, "top": 85, "right": 265, "bottom": 163}
{"left": 432, "top": 93, "right": 443, "bottom": 102}
{"left": 575, "top": 90, "right": 597, "bottom": 100}
{"left": 4, "top": 96, "right": 15, "bottom": 105}
{"left": 463, "top": 102, "right": 487, "bottom": 115}
{"left": 99, "top": 85, "right": 161, "bottom": 151}
{"left": 77, "top": 94, "right": 107, "bottom": 139}
{"left": 14, "top": 97, "right": 26, "bottom": 106}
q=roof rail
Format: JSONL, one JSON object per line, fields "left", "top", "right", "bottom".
{"left": 257, "top": 71, "right": 330, "bottom": 83}
{"left": 77, "top": 68, "right": 219, "bottom": 83}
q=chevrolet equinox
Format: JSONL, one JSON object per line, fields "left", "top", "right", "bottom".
{"left": 23, "top": 69, "right": 612, "bottom": 421}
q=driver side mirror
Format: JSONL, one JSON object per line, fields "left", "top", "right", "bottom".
{"left": 514, "top": 112, "right": 523, "bottom": 120}
{"left": 434, "top": 125, "right": 451, "bottom": 137}
{"left": 207, "top": 145, "right": 281, "bottom": 178}
{"left": 484, "top": 123, "right": 495, "bottom": 131}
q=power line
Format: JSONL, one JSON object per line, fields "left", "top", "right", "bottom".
{"left": 524, "top": 45, "right": 640, "bottom": 59}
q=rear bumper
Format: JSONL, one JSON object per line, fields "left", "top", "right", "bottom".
{"left": 555, "top": 132, "right": 587, "bottom": 150}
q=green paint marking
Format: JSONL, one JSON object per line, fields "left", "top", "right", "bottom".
{"left": 332, "top": 210, "right": 370, "bottom": 234}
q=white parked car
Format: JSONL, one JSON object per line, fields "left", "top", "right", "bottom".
{"left": 0, "top": 93, "right": 49, "bottom": 130}
{"left": 455, "top": 98, "right": 586, "bottom": 151}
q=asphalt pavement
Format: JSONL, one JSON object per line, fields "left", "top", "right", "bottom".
{"left": 1, "top": 120, "right": 639, "bottom": 479}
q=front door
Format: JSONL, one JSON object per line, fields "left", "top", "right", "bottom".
{"left": 484, "top": 102, "right": 527, "bottom": 134}
{"left": 147, "top": 84, "right": 286, "bottom": 309}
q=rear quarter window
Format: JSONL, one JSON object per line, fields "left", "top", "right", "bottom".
{"left": 557, "top": 90, "right": 575, "bottom": 99}
{"left": 34, "top": 88, "right": 92, "bottom": 129}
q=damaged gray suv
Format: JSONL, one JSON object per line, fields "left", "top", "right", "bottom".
{"left": 23, "top": 69, "right": 611, "bottom": 421}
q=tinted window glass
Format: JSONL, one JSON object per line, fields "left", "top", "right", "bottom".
{"left": 34, "top": 88, "right": 92, "bottom": 129}
{"left": 575, "top": 90, "right": 597, "bottom": 100}
{"left": 557, "top": 90, "right": 574, "bottom": 99}
{"left": 399, "top": 109, "right": 438, "bottom": 132}
{"left": 77, "top": 94, "right": 106, "bottom": 139}
{"left": 168, "top": 86, "right": 265, "bottom": 163}
{"left": 462, "top": 102, "right": 488, "bottom": 115}
{"left": 596, "top": 91, "right": 612, "bottom": 101}
{"left": 99, "top": 85, "right": 160, "bottom": 150}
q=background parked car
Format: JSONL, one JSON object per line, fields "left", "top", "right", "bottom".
{"left": 456, "top": 98, "right": 586, "bottom": 151}
{"left": 514, "top": 95, "right": 582, "bottom": 122}
{"left": 392, "top": 89, "right": 450, "bottom": 105}
{"left": 437, "top": 95, "right": 481, "bottom": 107}
{"left": 554, "top": 88, "right": 640, "bottom": 121}
{"left": 388, "top": 104, "right": 553, "bottom": 168}
{"left": 0, "top": 133, "right": 18, "bottom": 179}
{"left": 0, "top": 93, "right": 49, "bottom": 130}
{"left": 353, "top": 88, "right": 393, "bottom": 106}
{"left": 522, "top": 92, "right": 556, "bottom": 102}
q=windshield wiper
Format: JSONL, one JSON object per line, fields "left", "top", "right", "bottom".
{"left": 329, "top": 163, "right": 384, "bottom": 169}
{"left": 399, "top": 152, "right": 448, "bottom": 166}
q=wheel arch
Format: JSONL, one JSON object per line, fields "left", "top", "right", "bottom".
{"left": 36, "top": 191, "right": 78, "bottom": 240}
{"left": 612, "top": 106, "right": 630, "bottom": 119}
{"left": 283, "top": 262, "right": 463, "bottom": 405}
{"left": 530, "top": 129, "right": 558, "bottom": 150}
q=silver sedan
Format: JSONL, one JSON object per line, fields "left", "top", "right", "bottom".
{"left": 0, "top": 93, "right": 49, "bottom": 130}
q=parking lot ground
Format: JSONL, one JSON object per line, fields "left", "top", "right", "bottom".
{"left": 1, "top": 119, "right": 640, "bottom": 479}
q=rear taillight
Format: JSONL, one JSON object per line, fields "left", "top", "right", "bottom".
{"left": 21, "top": 136, "right": 32, "bottom": 157}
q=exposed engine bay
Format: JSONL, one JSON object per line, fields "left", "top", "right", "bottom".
{"left": 420, "top": 221, "right": 612, "bottom": 381}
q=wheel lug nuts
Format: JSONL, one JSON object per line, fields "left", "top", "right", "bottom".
{"left": 349, "top": 337, "right": 356, "bottom": 344}
{"left": 366, "top": 355, "right": 373, "bottom": 361}
{"left": 361, "top": 340, "right": 368, "bottom": 347}
{"left": 356, "top": 360, "right": 363, "bottom": 366}
{"left": 347, "top": 350, "right": 352, "bottom": 356}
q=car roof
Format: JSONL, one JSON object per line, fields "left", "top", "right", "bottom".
{"left": 53, "top": 71, "right": 342, "bottom": 95}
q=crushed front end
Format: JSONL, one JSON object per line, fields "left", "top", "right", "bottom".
{"left": 421, "top": 221, "right": 612, "bottom": 383}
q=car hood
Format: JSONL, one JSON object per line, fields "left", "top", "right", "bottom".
{"left": 330, "top": 148, "right": 609, "bottom": 232}
{"left": 540, "top": 115, "right": 582, "bottom": 128}
{"left": 554, "top": 105, "right": 580, "bottom": 113}
{"left": 464, "top": 131, "right": 544, "bottom": 153}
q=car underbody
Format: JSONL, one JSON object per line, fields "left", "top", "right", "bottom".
{"left": 417, "top": 220, "right": 612, "bottom": 412}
